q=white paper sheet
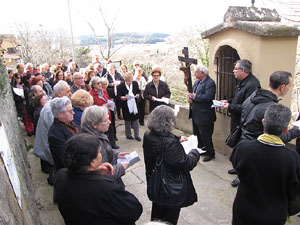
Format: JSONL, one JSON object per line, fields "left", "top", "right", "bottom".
{"left": 13, "top": 88, "right": 24, "bottom": 97}
{"left": 117, "top": 151, "right": 140, "bottom": 167}
{"left": 211, "top": 100, "right": 224, "bottom": 108}
{"left": 181, "top": 135, "right": 206, "bottom": 154}
{"left": 153, "top": 97, "right": 169, "bottom": 104}
{"left": 292, "top": 120, "right": 300, "bottom": 127}
{"left": 107, "top": 100, "right": 115, "bottom": 111}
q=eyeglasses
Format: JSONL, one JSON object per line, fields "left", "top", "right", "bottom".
{"left": 152, "top": 74, "right": 160, "bottom": 77}
{"left": 65, "top": 108, "right": 74, "bottom": 113}
{"left": 96, "top": 82, "right": 101, "bottom": 85}
{"left": 233, "top": 67, "right": 242, "bottom": 71}
{"left": 75, "top": 77, "right": 84, "bottom": 80}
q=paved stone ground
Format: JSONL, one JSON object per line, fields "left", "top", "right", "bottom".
{"left": 24, "top": 119, "right": 300, "bottom": 225}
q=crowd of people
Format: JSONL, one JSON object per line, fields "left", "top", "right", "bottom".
{"left": 7, "top": 57, "right": 300, "bottom": 225}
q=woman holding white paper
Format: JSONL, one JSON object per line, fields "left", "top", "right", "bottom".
{"left": 144, "top": 66, "right": 171, "bottom": 112}
{"left": 117, "top": 72, "right": 141, "bottom": 141}
{"left": 81, "top": 105, "right": 129, "bottom": 188}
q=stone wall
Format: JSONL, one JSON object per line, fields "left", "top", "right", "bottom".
{"left": 0, "top": 61, "right": 41, "bottom": 224}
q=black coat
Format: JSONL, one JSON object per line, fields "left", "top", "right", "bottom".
{"left": 54, "top": 169, "right": 143, "bottom": 225}
{"left": 11, "top": 85, "right": 25, "bottom": 118}
{"left": 117, "top": 81, "right": 140, "bottom": 121}
{"left": 231, "top": 140, "right": 300, "bottom": 225}
{"left": 143, "top": 130, "right": 200, "bottom": 208}
{"left": 48, "top": 119, "right": 79, "bottom": 172}
{"left": 228, "top": 73, "right": 260, "bottom": 131}
{"left": 144, "top": 80, "right": 171, "bottom": 112}
{"left": 189, "top": 76, "right": 216, "bottom": 126}
{"left": 240, "top": 89, "right": 300, "bottom": 143}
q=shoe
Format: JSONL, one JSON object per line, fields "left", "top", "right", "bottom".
{"left": 140, "top": 122, "right": 144, "bottom": 126}
{"left": 118, "top": 115, "right": 123, "bottom": 120}
{"left": 231, "top": 177, "right": 240, "bottom": 187}
{"left": 135, "top": 137, "right": 141, "bottom": 142}
{"left": 112, "top": 145, "right": 120, "bottom": 149}
{"left": 126, "top": 136, "right": 134, "bottom": 140}
{"left": 115, "top": 137, "right": 118, "bottom": 141}
{"left": 203, "top": 155, "right": 214, "bottom": 162}
{"left": 228, "top": 168, "right": 237, "bottom": 175}
{"left": 47, "top": 175, "right": 54, "bottom": 186}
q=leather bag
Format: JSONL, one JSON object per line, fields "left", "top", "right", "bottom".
{"left": 225, "top": 126, "right": 242, "bottom": 148}
{"left": 147, "top": 140, "right": 187, "bottom": 207}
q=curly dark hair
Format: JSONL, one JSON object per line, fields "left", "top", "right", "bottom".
{"left": 64, "top": 133, "right": 100, "bottom": 174}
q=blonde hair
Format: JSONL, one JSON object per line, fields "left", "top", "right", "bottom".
{"left": 71, "top": 89, "right": 94, "bottom": 107}
{"left": 124, "top": 72, "right": 134, "bottom": 81}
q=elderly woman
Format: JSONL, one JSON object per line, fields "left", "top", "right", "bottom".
{"left": 54, "top": 133, "right": 143, "bottom": 225}
{"left": 143, "top": 105, "right": 200, "bottom": 225}
{"left": 134, "top": 67, "right": 147, "bottom": 126}
{"left": 144, "top": 67, "right": 171, "bottom": 112}
{"left": 81, "top": 105, "right": 129, "bottom": 188}
{"left": 48, "top": 96, "right": 79, "bottom": 174}
{"left": 71, "top": 89, "right": 94, "bottom": 128}
{"left": 89, "top": 76, "right": 118, "bottom": 149}
{"left": 117, "top": 72, "right": 141, "bottom": 141}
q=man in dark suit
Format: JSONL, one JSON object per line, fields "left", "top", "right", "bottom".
{"left": 95, "top": 63, "right": 107, "bottom": 77}
{"left": 188, "top": 66, "right": 216, "bottom": 162}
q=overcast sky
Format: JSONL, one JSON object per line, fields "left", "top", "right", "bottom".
{"left": 0, "top": 0, "right": 294, "bottom": 36}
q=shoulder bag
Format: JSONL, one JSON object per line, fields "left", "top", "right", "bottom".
{"left": 147, "top": 139, "right": 187, "bottom": 207}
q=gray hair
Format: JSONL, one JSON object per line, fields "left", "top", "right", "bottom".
{"left": 73, "top": 72, "right": 83, "bottom": 79}
{"left": 81, "top": 105, "right": 108, "bottom": 129}
{"left": 95, "top": 63, "right": 103, "bottom": 69}
{"left": 90, "top": 76, "right": 101, "bottom": 89}
{"left": 263, "top": 103, "right": 291, "bottom": 136}
{"left": 30, "top": 85, "right": 42, "bottom": 95}
{"left": 147, "top": 105, "right": 175, "bottom": 133}
{"left": 99, "top": 77, "right": 108, "bottom": 83}
{"left": 50, "top": 96, "right": 71, "bottom": 118}
{"left": 53, "top": 80, "right": 68, "bottom": 97}
{"left": 199, "top": 66, "right": 209, "bottom": 76}
{"left": 235, "top": 59, "right": 252, "bottom": 73}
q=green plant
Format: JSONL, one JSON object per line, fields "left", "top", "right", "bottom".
{"left": 0, "top": 54, "right": 8, "bottom": 98}
{"left": 170, "top": 87, "right": 188, "bottom": 104}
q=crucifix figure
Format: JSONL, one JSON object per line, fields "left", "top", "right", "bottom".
{"left": 178, "top": 47, "right": 198, "bottom": 93}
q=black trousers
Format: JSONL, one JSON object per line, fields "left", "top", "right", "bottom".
{"left": 193, "top": 121, "right": 215, "bottom": 157}
{"left": 138, "top": 98, "right": 145, "bottom": 124}
{"left": 151, "top": 202, "right": 181, "bottom": 225}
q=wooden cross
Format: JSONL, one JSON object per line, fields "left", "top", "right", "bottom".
{"left": 178, "top": 47, "right": 197, "bottom": 93}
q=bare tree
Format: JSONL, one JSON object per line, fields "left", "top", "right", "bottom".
{"left": 75, "top": 0, "right": 125, "bottom": 61}
{"left": 13, "top": 23, "right": 72, "bottom": 65}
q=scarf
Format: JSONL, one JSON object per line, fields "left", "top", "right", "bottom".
{"left": 257, "top": 133, "right": 285, "bottom": 146}
{"left": 55, "top": 118, "right": 79, "bottom": 135}
{"left": 125, "top": 83, "right": 138, "bottom": 115}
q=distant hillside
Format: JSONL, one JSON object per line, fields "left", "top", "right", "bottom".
{"left": 77, "top": 33, "right": 170, "bottom": 46}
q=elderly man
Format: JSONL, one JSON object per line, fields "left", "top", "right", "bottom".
{"left": 131, "top": 60, "right": 147, "bottom": 81}
{"left": 95, "top": 63, "right": 107, "bottom": 77}
{"left": 33, "top": 80, "right": 72, "bottom": 185}
{"left": 188, "top": 66, "right": 216, "bottom": 162}
{"left": 70, "top": 72, "right": 86, "bottom": 94}
{"left": 48, "top": 96, "right": 79, "bottom": 174}
{"left": 231, "top": 103, "right": 300, "bottom": 225}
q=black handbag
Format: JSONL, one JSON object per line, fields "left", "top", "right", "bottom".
{"left": 225, "top": 126, "right": 242, "bottom": 148}
{"left": 225, "top": 97, "right": 257, "bottom": 148}
{"left": 147, "top": 140, "right": 187, "bottom": 207}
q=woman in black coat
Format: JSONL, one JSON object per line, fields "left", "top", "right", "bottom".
{"left": 143, "top": 105, "right": 200, "bottom": 225}
{"left": 54, "top": 133, "right": 143, "bottom": 225}
{"left": 117, "top": 72, "right": 141, "bottom": 141}
{"left": 144, "top": 67, "right": 171, "bottom": 112}
{"left": 11, "top": 73, "right": 25, "bottom": 120}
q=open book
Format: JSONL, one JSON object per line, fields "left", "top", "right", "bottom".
{"left": 117, "top": 151, "right": 140, "bottom": 168}
{"left": 181, "top": 135, "right": 206, "bottom": 154}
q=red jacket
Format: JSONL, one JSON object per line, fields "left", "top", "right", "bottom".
{"left": 89, "top": 88, "right": 112, "bottom": 120}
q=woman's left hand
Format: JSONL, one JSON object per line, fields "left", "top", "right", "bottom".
{"left": 180, "top": 136, "right": 188, "bottom": 143}
{"left": 98, "top": 162, "right": 114, "bottom": 175}
{"left": 136, "top": 94, "right": 140, "bottom": 99}
{"left": 118, "top": 152, "right": 130, "bottom": 159}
